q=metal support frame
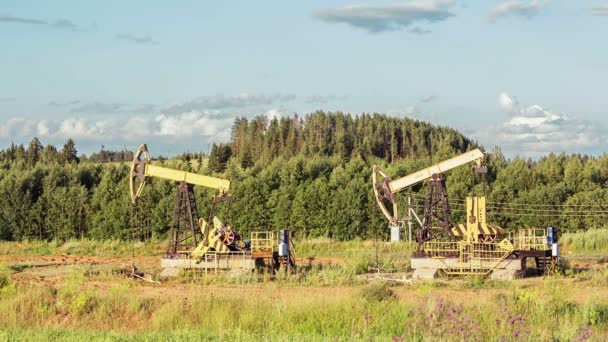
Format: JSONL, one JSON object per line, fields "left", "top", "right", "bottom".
{"left": 166, "top": 181, "right": 200, "bottom": 255}
{"left": 419, "top": 176, "right": 454, "bottom": 246}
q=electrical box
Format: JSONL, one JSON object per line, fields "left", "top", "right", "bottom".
{"left": 279, "top": 243, "right": 289, "bottom": 257}
{"left": 390, "top": 226, "right": 400, "bottom": 242}
{"left": 279, "top": 230, "right": 289, "bottom": 245}
{"left": 552, "top": 243, "right": 559, "bottom": 257}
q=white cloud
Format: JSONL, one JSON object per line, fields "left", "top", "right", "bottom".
{"left": 315, "top": 0, "right": 456, "bottom": 34}
{"left": 115, "top": 33, "right": 159, "bottom": 45}
{"left": 489, "top": 0, "right": 547, "bottom": 22}
{"left": 592, "top": 4, "right": 608, "bottom": 16}
{"left": 162, "top": 93, "right": 295, "bottom": 115}
{"left": 153, "top": 111, "right": 233, "bottom": 137}
{"left": 305, "top": 94, "right": 349, "bottom": 104}
{"left": 0, "top": 118, "right": 37, "bottom": 138}
{"left": 477, "top": 92, "right": 606, "bottom": 157}
{"left": 0, "top": 93, "right": 298, "bottom": 153}
{"left": 419, "top": 95, "right": 437, "bottom": 103}
{"left": 264, "top": 109, "right": 288, "bottom": 121}
{"left": 0, "top": 107, "right": 283, "bottom": 154}
{"left": 36, "top": 121, "right": 50, "bottom": 137}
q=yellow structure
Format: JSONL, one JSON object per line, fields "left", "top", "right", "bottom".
{"left": 130, "top": 143, "right": 230, "bottom": 204}
{"left": 373, "top": 148, "right": 485, "bottom": 224}
{"left": 191, "top": 217, "right": 232, "bottom": 260}
{"left": 451, "top": 196, "right": 505, "bottom": 243}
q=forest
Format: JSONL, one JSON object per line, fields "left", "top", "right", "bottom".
{"left": 0, "top": 111, "right": 607, "bottom": 242}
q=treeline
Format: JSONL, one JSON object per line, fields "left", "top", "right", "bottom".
{"left": 207, "top": 112, "right": 474, "bottom": 172}
{"left": 0, "top": 111, "right": 607, "bottom": 242}
{"left": 0, "top": 138, "right": 137, "bottom": 165}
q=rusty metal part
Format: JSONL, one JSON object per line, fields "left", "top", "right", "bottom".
{"left": 419, "top": 176, "right": 455, "bottom": 248}
{"left": 166, "top": 182, "right": 201, "bottom": 255}
{"left": 223, "top": 229, "right": 236, "bottom": 245}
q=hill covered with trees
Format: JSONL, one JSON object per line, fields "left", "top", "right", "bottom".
{"left": 0, "top": 111, "right": 607, "bottom": 242}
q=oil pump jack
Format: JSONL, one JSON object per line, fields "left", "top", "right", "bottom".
{"left": 372, "top": 148, "right": 504, "bottom": 247}
{"left": 130, "top": 144, "right": 239, "bottom": 257}
{"left": 130, "top": 144, "right": 296, "bottom": 277}
{"left": 372, "top": 149, "right": 557, "bottom": 280}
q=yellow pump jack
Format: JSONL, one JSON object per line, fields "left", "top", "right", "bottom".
{"left": 130, "top": 144, "right": 242, "bottom": 257}
{"left": 191, "top": 217, "right": 246, "bottom": 261}
{"left": 451, "top": 196, "right": 506, "bottom": 243}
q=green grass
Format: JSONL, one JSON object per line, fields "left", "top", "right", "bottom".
{"left": 561, "top": 229, "right": 608, "bottom": 254}
{"left": 296, "top": 238, "right": 415, "bottom": 273}
{"left": 1, "top": 270, "right": 607, "bottom": 341}
{"left": 0, "top": 239, "right": 164, "bottom": 257}
{"left": 2, "top": 238, "right": 608, "bottom": 340}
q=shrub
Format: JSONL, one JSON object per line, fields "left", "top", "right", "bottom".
{"left": 360, "top": 283, "right": 396, "bottom": 302}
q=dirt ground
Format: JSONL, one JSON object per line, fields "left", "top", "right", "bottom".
{"left": 2, "top": 251, "right": 607, "bottom": 307}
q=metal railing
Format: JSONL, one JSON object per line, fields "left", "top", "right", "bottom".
{"left": 423, "top": 240, "right": 513, "bottom": 275}
{"left": 250, "top": 231, "right": 275, "bottom": 253}
{"left": 513, "top": 228, "right": 549, "bottom": 251}
{"left": 200, "top": 250, "right": 252, "bottom": 274}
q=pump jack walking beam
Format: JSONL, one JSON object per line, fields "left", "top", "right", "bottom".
{"left": 130, "top": 144, "right": 232, "bottom": 254}
{"left": 130, "top": 144, "right": 230, "bottom": 204}
{"left": 372, "top": 148, "right": 486, "bottom": 225}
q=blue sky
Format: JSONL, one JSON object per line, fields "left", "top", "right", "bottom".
{"left": 0, "top": 0, "right": 607, "bottom": 157}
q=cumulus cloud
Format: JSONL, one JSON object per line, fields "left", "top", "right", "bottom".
{"left": 115, "top": 33, "right": 159, "bottom": 45}
{"left": 592, "top": 5, "right": 608, "bottom": 16}
{"left": 0, "top": 14, "right": 83, "bottom": 31}
{"left": 264, "top": 109, "right": 288, "bottom": 121}
{"left": 48, "top": 100, "right": 157, "bottom": 114}
{"left": 489, "top": 0, "right": 548, "bottom": 22}
{"left": 388, "top": 105, "right": 420, "bottom": 118}
{"left": 0, "top": 118, "right": 39, "bottom": 138}
{"left": 478, "top": 92, "right": 606, "bottom": 157}
{"left": 162, "top": 93, "right": 296, "bottom": 115}
{"left": 69, "top": 102, "right": 126, "bottom": 114}
{"left": 48, "top": 100, "right": 81, "bottom": 107}
{"left": 305, "top": 94, "right": 349, "bottom": 104}
{"left": 0, "top": 92, "right": 299, "bottom": 153}
{"left": 0, "top": 111, "right": 234, "bottom": 142}
{"left": 314, "top": 0, "right": 455, "bottom": 34}
{"left": 419, "top": 95, "right": 437, "bottom": 103}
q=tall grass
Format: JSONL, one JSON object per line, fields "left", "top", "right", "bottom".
{"left": 561, "top": 229, "right": 608, "bottom": 253}
{"left": 1, "top": 267, "right": 608, "bottom": 340}
{"left": 0, "top": 238, "right": 164, "bottom": 257}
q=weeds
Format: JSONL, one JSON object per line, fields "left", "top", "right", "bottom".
{"left": 360, "top": 283, "right": 396, "bottom": 302}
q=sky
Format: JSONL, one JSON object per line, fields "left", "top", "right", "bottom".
{"left": 0, "top": 0, "right": 607, "bottom": 158}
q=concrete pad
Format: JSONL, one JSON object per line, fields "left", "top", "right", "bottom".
{"left": 413, "top": 268, "right": 439, "bottom": 280}
{"left": 411, "top": 257, "right": 522, "bottom": 271}
{"left": 490, "top": 269, "right": 519, "bottom": 280}
{"left": 161, "top": 256, "right": 256, "bottom": 271}
{"left": 160, "top": 267, "right": 180, "bottom": 277}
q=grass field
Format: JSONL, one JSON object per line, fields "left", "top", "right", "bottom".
{"left": 1, "top": 234, "right": 608, "bottom": 341}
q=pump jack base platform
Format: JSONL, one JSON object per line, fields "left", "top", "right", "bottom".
{"left": 411, "top": 249, "right": 552, "bottom": 280}
{"left": 159, "top": 250, "right": 296, "bottom": 277}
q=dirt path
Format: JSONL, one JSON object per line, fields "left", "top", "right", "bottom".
{"left": 0, "top": 254, "right": 159, "bottom": 268}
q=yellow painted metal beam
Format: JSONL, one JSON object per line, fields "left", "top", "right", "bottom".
{"left": 146, "top": 164, "right": 230, "bottom": 190}
{"left": 388, "top": 148, "right": 484, "bottom": 193}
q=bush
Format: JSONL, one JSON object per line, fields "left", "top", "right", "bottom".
{"left": 0, "top": 271, "right": 11, "bottom": 289}
{"left": 360, "top": 283, "right": 396, "bottom": 302}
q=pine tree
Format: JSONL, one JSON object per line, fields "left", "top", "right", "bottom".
{"left": 26, "top": 137, "right": 43, "bottom": 166}
{"left": 61, "top": 138, "right": 79, "bottom": 164}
